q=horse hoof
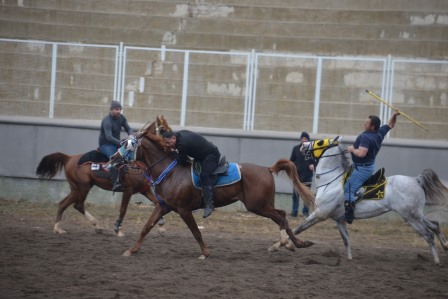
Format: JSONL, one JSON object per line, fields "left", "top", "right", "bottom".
{"left": 268, "top": 243, "right": 280, "bottom": 252}
{"left": 122, "top": 250, "right": 132, "bottom": 257}
{"left": 198, "top": 254, "right": 208, "bottom": 260}
{"left": 117, "top": 230, "right": 125, "bottom": 238}
{"left": 158, "top": 218, "right": 165, "bottom": 226}
{"left": 302, "top": 240, "right": 314, "bottom": 248}
{"left": 285, "top": 242, "right": 296, "bottom": 251}
{"left": 54, "top": 229, "right": 67, "bottom": 234}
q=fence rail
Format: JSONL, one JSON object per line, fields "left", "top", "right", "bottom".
{"left": 1, "top": 38, "right": 447, "bottom": 140}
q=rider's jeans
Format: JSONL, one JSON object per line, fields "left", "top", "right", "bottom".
{"left": 99, "top": 144, "right": 118, "bottom": 159}
{"left": 344, "top": 163, "right": 375, "bottom": 202}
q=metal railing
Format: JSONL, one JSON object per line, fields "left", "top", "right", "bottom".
{"left": 1, "top": 38, "right": 447, "bottom": 140}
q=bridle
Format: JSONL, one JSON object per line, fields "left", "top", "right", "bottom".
{"left": 302, "top": 138, "right": 348, "bottom": 192}
{"left": 132, "top": 127, "right": 177, "bottom": 211}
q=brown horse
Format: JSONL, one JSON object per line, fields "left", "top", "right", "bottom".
{"left": 114, "top": 117, "right": 316, "bottom": 259}
{"left": 36, "top": 151, "right": 162, "bottom": 236}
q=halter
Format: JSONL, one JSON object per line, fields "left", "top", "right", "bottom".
{"left": 303, "top": 137, "right": 340, "bottom": 160}
{"left": 135, "top": 136, "right": 176, "bottom": 211}
{"left": 118, "top": 130, "right": 176, "bottom": 211}
{"left": 302, "top": 137, "right": 347, "bottom": 192}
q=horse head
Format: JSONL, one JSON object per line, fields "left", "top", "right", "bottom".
{"left": 301, "top": 136, "right": 342, "bottom": 160}
{"left": 110, "top": 117, "right": 172, "bottom": 165}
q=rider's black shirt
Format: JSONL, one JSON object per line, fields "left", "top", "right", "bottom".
{"left": 174, "top": 130, "right": 219, "bottom": 165}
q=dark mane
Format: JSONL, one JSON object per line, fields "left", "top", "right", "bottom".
{"left": 143, "top": 132, "right": 167, "bottom": 151}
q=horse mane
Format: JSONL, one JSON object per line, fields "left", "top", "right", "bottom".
{"left": 137, "top": 118, "right": 171, "bottom": 152}
{"left": 338, "top": 145, "right": 352, "bottom": 173}
{"left": 143, "top": 132, "right": 167, "bottom": 150}
{"left": 136, "top": 115, "right": 172, "bottom": 139}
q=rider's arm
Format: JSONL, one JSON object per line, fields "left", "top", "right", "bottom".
{"left": 347, "top": 145, "right": 368, "bottom": 158}
{"left": 387, "top": 110, "right": 400, "bottom": 129}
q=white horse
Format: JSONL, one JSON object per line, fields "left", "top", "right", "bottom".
{"left": 270, "top": 136, "right": 448, "bottom": 264}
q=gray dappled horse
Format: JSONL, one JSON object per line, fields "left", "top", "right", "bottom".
{"left": 269, "top": 136, "right": 448, "bottom": 264}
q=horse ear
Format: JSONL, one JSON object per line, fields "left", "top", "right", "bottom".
{"left": 332, "top": 136, "right": 342, "bottom": 145}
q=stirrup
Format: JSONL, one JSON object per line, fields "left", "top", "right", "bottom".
{"left": 112, "top": 181, "right": 123, "bottom": 192}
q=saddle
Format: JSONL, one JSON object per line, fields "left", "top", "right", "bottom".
{"left": 77, "top": 150, "right": 111, "bottom": 177}
{"left": 343, "top": 167, "right": 387, "bottom": 201}
{"left": 192, "top": 155, "right": 242, "bottom": 189}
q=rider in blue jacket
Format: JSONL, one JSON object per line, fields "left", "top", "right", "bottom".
{"left": 344, "top": 110, "right": 400, "bottom": 224}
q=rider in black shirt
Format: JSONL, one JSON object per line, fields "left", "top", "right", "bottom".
{"left": 163, "top": 130, "right": 221, "bottom": 218}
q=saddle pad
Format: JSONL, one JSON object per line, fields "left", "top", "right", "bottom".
{"left": 192, "top": 162, "right": 241, "bottom": 189}
{"left": 343, "top": 167, "right": 387, "bottom": 201}
{"left": 78, "top": 150, "right": 109, "bottom": 166}
{"left": 91, "top": 164, "right": 111, "bottom": 178}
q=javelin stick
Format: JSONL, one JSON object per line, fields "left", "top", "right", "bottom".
{"left": 365, "top": 89, "right": 429, "bottom": 131}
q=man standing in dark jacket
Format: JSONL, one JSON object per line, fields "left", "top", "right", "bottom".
{"left": 163, "top": 130, "right": 221, "bottom": 218}
{"left": 290, "top": 132, "right": 315, "bottom": 217}
{"left": 99, "top": 101, "right": 133, "bottom": 191}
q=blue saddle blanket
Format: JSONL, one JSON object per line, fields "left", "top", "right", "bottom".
{"left": 192, "top": 162, "right": 241, "bottom": 189}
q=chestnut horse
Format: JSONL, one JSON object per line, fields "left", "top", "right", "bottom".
{"left": 36, "top": 151, "right": 162, "bottom": 237}
{"left": 114, "top": 117, "right": 316, "bottom": 259}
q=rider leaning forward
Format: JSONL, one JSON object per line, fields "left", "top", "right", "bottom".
{"left": 163, "top": 130, "right": 221, "bottom": 219}
{"left": 344, "top": 110, "right": 400, "bottom": 224}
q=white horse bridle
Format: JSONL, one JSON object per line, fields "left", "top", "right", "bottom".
{"left": 302, "top": 137, "right": 348, "bottom": 192}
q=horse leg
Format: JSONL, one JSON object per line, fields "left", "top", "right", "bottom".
{"left": 73, "top": 189, "right": 102, "bottom": 233}
{"left": 123, "top": 205, "right": 167, "bottom": 257}
{"left": 269, "top": 212, "right": 322, "bottom": 252}
{"left": 336, "top": 219, "right": 352, "bottom": 260}
{"left": 405, "top": 216, "right": 440, "bottom": 265}
{"left": 423, "top": 218, "right": 448, "bottom": 251}
{"left": 114, "top": 190, "right": 133, "bottom": 237}
{"left": 247, "top": 207, "right": 312, "bottom": 251}
{"left": 54, "top": 191, "right": 77, "bottom": 234}
{"left": 141, "top": 190, "right": 165, "bottom": 227}
{"left": 178, "top": 209, "right": 210, "bottom": 259}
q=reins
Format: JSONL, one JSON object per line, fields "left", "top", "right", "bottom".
{"left": 136, "top": 136, "right": 177, "bottom": 211}
{"left": 314, "top": 149, "right": 348, "bottom": 192}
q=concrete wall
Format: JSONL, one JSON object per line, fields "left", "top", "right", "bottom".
{"left": 1, "top": 0, "right": 447, "bottom": 58}
{"left": 1, "top": 1, "right": 447, "bottom": 140}
{"left": 1, "top": 116, "right": 447, "bottom": 210}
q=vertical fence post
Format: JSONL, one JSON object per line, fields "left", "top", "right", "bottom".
{"left": 49, "top": 43, "right": 58, "bottom": 118}
{"left": 244, "top": 49, "right": 256, "bottom": 130}
{"left": 312, "top": 57, "right": 323, "bottom": 134}
{"left": 180, "top": 51, "right": 190, "bottom": 126}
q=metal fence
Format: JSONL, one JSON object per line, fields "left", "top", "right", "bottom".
{"left": 1, "top": 38, "right": 447, "bottom": 140}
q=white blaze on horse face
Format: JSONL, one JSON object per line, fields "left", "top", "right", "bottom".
{"left": 300, "top": 142, "right": 311, "bottom": 154}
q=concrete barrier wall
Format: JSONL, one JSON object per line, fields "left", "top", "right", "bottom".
{"left": 1, "top": 0, "right": 447, "bottom": 57}
{"left": 1, "top": 116, "right": 447, "bottom": 210}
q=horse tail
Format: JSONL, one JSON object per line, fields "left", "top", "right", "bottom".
{"left": 269, "top": 158, "right": 316, "bottom": 210}
{"left": 36, "top": 152, "right": 71, "bottom": 179}
{"left": 416, "top": 169, "right": 448, "bottom": 206}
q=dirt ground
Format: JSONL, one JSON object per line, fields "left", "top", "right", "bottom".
{"left": 1, "top": 198, "right": 448, "bottom": 299}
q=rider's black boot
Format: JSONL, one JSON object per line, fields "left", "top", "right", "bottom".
{"left": 202, "top": 185, "right": 215, "bottom": 218}
{"left": 344, "top": 200, "right": 355, "bottom": 224}
{"left": 110, "top": 166, "right": 123, "bottom": 192}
